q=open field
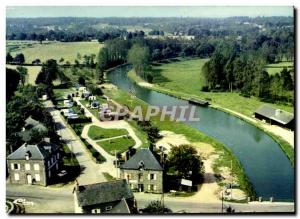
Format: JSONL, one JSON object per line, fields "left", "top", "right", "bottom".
{"left": 7, "top": 40, "right": 102, "bottom": 64}
{"left": 88, "top": 125, "right": 129, "bottom": 140}
{"left": 97, "top": 136, "right": 135, "bottom": 155}
{"left": 6, "top": 64, "right": 41, "bottom": 85}
{"left": 129, "top": 58, "right": 293, "bottom": 116}
{"left": 265, "top": 61, "right": 294, "bottom": 75}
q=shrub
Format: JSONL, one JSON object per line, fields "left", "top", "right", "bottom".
{"left": 201, "top": 85, "right": 210, "bottom": 92}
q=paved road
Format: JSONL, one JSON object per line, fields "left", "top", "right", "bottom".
{"left": 6, "top": 183, "right": 74, "bottom": 213}
{"left": 44, "top": 100, "right": 107, "bottom": 185}
{"left": 136, "top": 196, "right": 295, "bottom": 213}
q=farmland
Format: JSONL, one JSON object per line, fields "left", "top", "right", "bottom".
{"left": 6, "top": 40, "right": 102, "bottom": 64}
{"left": 265, "top": 61, "right": 294, "bottom": 75}
{"left": 6, "top": 64, "right": 41, "bottom": 85}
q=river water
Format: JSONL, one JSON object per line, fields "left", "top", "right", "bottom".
{"left": 107, "top": 65, "right": 294, "bottom": 201}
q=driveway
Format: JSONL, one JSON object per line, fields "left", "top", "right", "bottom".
{"left": 44, "top": 100, "right": 107, "bottom": 185}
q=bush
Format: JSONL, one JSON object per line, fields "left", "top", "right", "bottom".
{"left": 94, "top": 88, "right": 103, "bottom": 96}
{"left": 73, "top": 101, "right": 78, "bottom": 107}
{"left": 201, "top": 85, "right": 210, "bottom": 92}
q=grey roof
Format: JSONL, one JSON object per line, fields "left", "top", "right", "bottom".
{"left": 120, "top": 148, "right": 163, "bottom": 171}
{"left": 7, "top": 141, "right": 59, "bottom": 160}
{"left": 24, "top": 116, "right": 47, "bottom": 132}
{"left": 106, "top": 198, "right": 131, "bottom": 214}
{"left": 75, "top": 180, "right": 133, "bottom": 207}
{"left": 255, "top": 105, "right": 294, "bottom": 125}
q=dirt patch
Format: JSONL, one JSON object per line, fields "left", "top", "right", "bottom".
{"left": 138, "top": 82, "right": 154, "bottom": 88}
{"left": 156, "top": 130, "right": 190, "bottom": 152}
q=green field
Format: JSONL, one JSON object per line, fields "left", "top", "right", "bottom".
{"left": 129, "top": 58, "right": 293, "bottom": 116}
{"left": 6, "top": 64, "right": 41, "bottom": 85}
{"left": 7, "top": 41, "right": 102, "bottom": 64}
{"left": 88, "top": 125, "right": 129, "bottom": 140}
{"left": 265, "top": 61, "right": 294, "bottom": 75}
{"left": 97, "top": 136, "right": 135, "bottom": 155}
{"left": 103, "top": 87, "right": 255, "bottom": 196}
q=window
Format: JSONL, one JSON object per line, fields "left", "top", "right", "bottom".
{"left": 12, "top": 163, "right": 20, "bottom": 170}
{"left": 91, "top": 209, "right": 101, "bottom": 213}
{"left": 48, "top": 161, "right": 50, "bottom": 167}
{"left": 51, "top": 158, "right": 53, "bottom": 164}
{"left": 57, "top": 153, "right": 60, "bottom": 159}
{"left": 14, "top": 173, "right": 20, "bottom": 181}
{"left": 35, "top": 174, "right": 40, "bottom": 182}
{"left": 25, "top": 164, "right": 31, "bottom": 171}
{"left": 150, "top": 174, "right": 155, "bottom": 180}
{"left": 149, "top": 184, "right": 154, "bottom": 191}
{"left": 34, "top": 164, "right": 40, "bottom": 171}
{"left": 48, "top": 170, "right": 51, "bottom": 178}
{"left": 126, "top": 173, "right": 131, "bottom": 180}
{"left": 105, "top": 206, "right": 112, "bottom": 211}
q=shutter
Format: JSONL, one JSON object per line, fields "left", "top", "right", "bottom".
{"left": 154, "top": 185, "right": 157, "bottom": 191}
{"left": 18, "top": 164, "right": 21, "bottom": 170}
{"left": 154, "top": 174, "right": 157, "bottom": 180}
{"left": 148, "top": 174, "right": 150, "bottom": 180}
{"left": 148, "top": 185, "right": 151, "bottom": 190}
{"left": 11, "top": 163, "right": 14, "bottom": 170}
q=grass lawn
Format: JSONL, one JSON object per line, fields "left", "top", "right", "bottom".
{"left": 265, "top": 61, "right": 293, "bottom": 75}
{"left": 103, "top": 88, "right": 255, "bottom": 196}
{"left": 53, "top": 88, "right": 74, "bottom": 99}
{"left": 129, "top": 58, "right": 293, "bottom": 116}
{"left": 127, "top": 120, "right": 150, "bottom": 148}
{"left": 6, "top": 64, "right": 41, "bottom": 85}
{"left": 7, "top": 40, "right": 102, "bottom": 64}
{"left": 97, "top": 136, "right": 135, "bottom": 155}
{"left": 88, "top": 125, "right": 129, "bottom": 140}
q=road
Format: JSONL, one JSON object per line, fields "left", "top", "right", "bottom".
{"left": 6, "top": 183, "right": 74, "bottom": 213}
{"left": 44, "top": 100, "right": 107, "bottom": 185}
{"left": 136, "top": 196, "right": 295, "bottom": 213}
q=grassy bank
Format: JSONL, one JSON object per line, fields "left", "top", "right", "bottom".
{"left": 128, "top": 65, "right": 294, "bottom": 165}
{"left": 130, "top": 58, "right": 293, "bottom": 116}
{"left": 103, "top": 87, "right": 255, "bottom": 197}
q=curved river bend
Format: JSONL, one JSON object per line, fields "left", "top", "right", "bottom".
{"left": 107, "top": 65, "right": 294, "bottom": 201}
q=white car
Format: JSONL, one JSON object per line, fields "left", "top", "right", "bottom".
{"left": 57, "top": 170, "right": 67, "bottom": 177}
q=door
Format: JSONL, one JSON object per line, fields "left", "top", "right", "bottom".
{"left": 27, "top": 174, "right": 32, "bottom": 184}
{"left": 138, "top": 184, "right": 144, "bottom": 192}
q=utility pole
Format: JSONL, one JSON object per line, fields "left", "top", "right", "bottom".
{"left": 115, "top": 150, "right": 118, "bottom": 178}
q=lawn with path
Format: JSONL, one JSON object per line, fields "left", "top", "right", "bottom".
{"left": 88, "top": 125, "right": 129, "bottom": 140}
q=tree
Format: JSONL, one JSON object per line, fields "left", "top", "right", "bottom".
{"left": 16, "top": 66, "right": 28, "bottom": 85}
{"left": 6, "top": 52, "right": 13, "bottom": 63}
{"left": 167, "top": 145, "right": 203, "bottom": 182}
{"left": 97, "top": 47, "right": 109, "bottom": 83}
{"left": 59, "top": 58, "right": 64, "bottom": 64}
{"left": 280, "top": 67, "right": 293, "bottom": 90}
{"left": 252, "top": 70, "right": 270, "bottom": 98}
{"left": 128, "top": 44, "right": 150, "bottom": 79}
{"left": 21, "top": 128, "right": 47, "bottom": 144}
{"left": 78, "top": 76, "right": 85, "bottom": 86}
{"left": 14, "top": 53, "right": 25, "bottom": 64}
{"left": 6, "top": 68, "right": 20, "bottom": 101}
{"left": 35, "top": 59, "right": 59, "bottom": 85}
{"left": 142, "top": 201, "right": 172, "bottom": 214}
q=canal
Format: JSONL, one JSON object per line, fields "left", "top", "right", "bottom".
{"left": 107, "top": 65, "right": 294, "bottom": 201}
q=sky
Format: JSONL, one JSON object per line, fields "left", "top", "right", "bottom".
{"left": 6, "top": 6, "right": 293, "bottom": 18}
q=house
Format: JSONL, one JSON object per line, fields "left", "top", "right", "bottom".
{"left": 73, "top": 180, "right": 137, "bottom": 214}
{"left": 7, "top": 140, "right": 61, "bottom": 186}
{"left": 254, "top": 105, "right": 294, "bottom": 129}
{"left": 119, "top": 148, "right": 164, "bottom": 193}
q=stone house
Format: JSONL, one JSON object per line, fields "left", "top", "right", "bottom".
{"left": 119, "top": 148, "right": 164, "bottom": 194}
{"left": 73, "top": 179, "right": 137, "bottom": 214}
{"left": 7, "top": 140, "right": 61, "bottom": 186}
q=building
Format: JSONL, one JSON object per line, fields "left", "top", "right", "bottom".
{"left": 119, "top": 148, "right": 164, "bottom": 194}
{"left": 254, "top": 105, "right": 294, "bottom": 129}
{"left": 73, "top": 180, "right": 136, "bottom": 214}
{"left": 7, "top": 140, "right": 61, "bottom": 186}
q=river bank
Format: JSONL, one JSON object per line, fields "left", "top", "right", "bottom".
{"left": 104, "top": 70, "right": 256, "bottom": 198}
{"left": 127, "top": 70, "right": 294, "bottom": 166}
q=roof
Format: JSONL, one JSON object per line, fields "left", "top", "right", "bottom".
{"left": 7, "top": 141, "right": 59, "bottom": 160}
{"left": 24, "top": 116, "right": 47, "bottom": 132}
{"left": 106, "top": 198, "right": 131, "bottom": 214}
{"left": 255, "top": 105, "right": 294, "bottom": 125}
{"left": 75, "top": 180, "right": 133, "bottom": 207}
{"left": 120, "top": 148, "right": 163, "bottom": 171}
